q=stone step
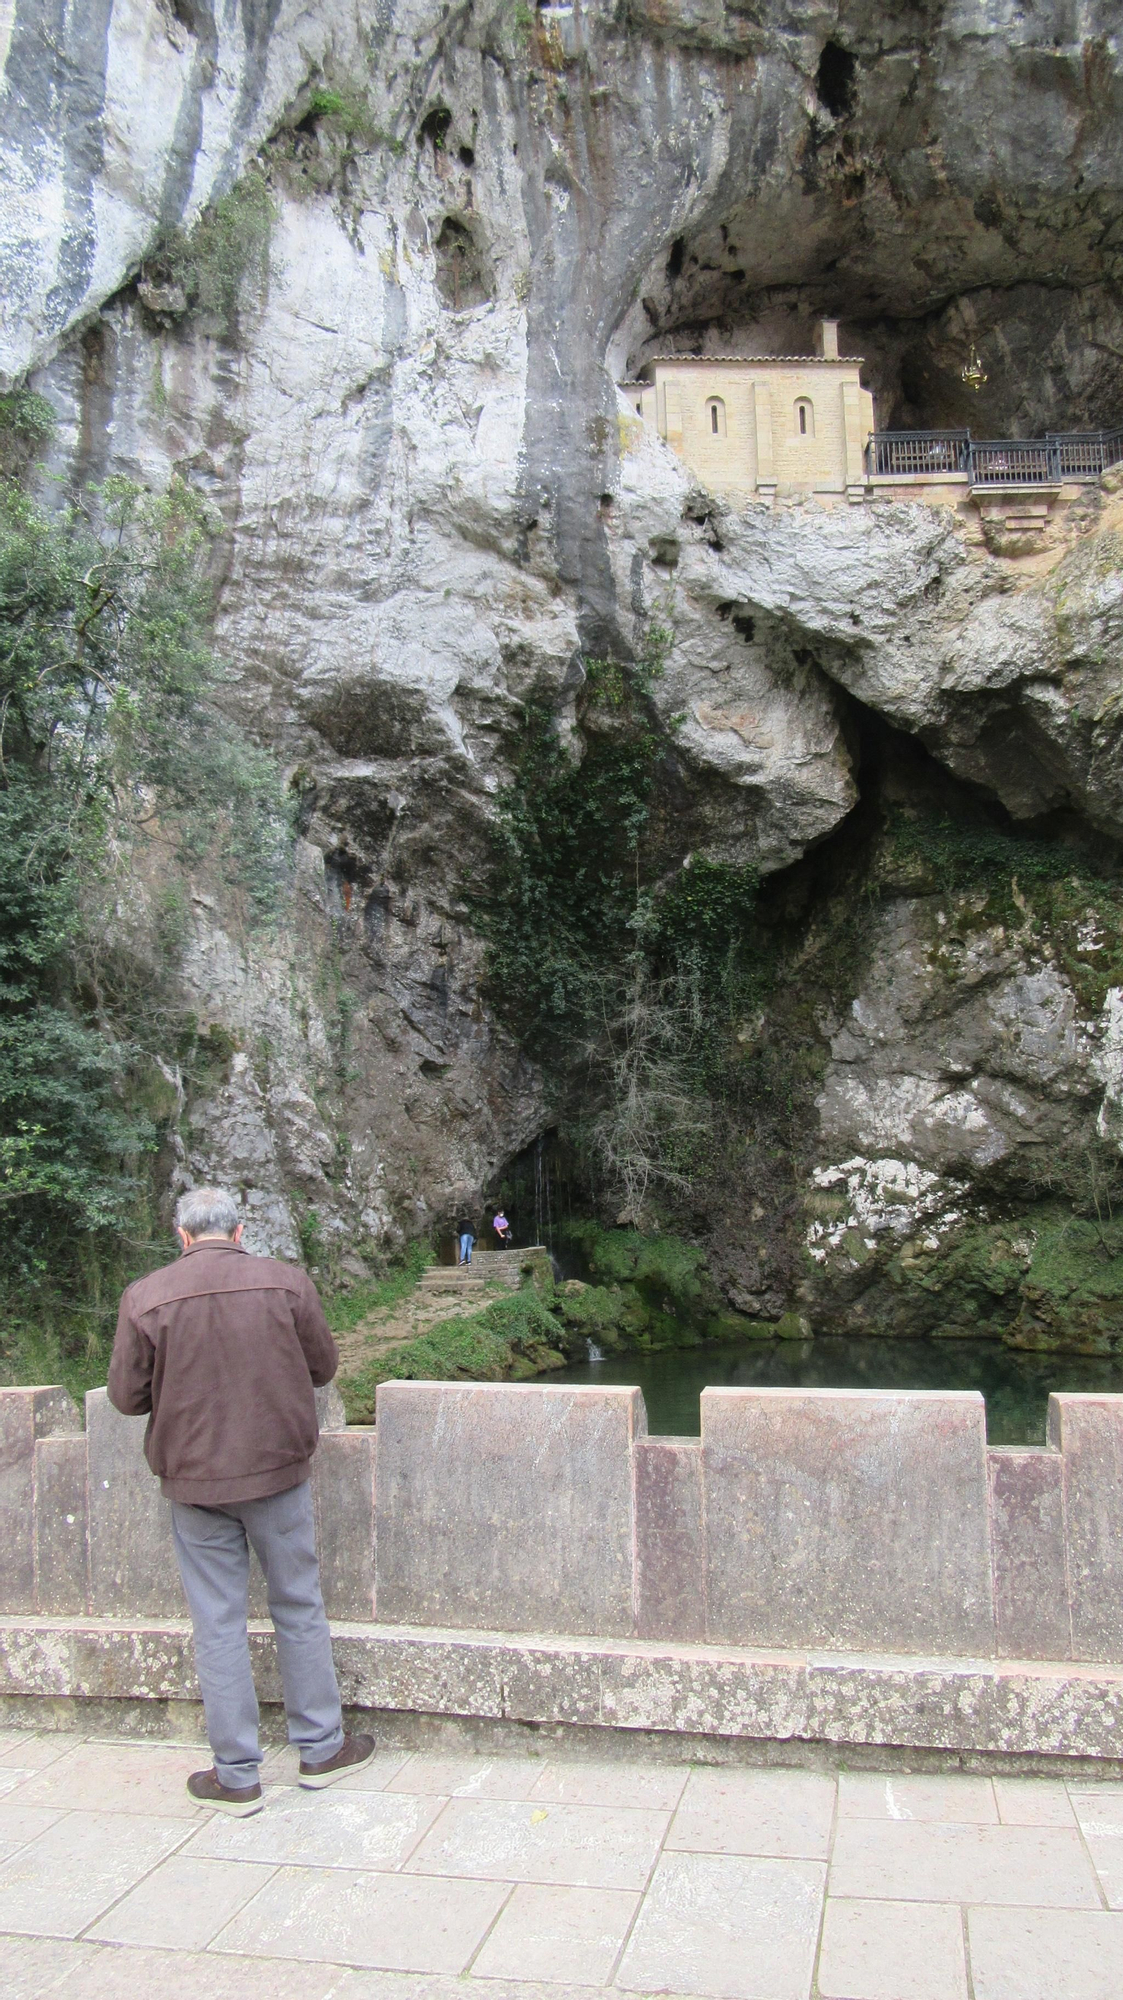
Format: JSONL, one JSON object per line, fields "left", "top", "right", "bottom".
{"left": 414, "top": 1247, "right": 549, "bottom": 1301}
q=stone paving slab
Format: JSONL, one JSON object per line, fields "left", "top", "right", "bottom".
{"left": 1067, "top": 1785, "right": 1123, "bottom": 1907}
{"left": 967, "top": 1906, "right": 1123, "bottom": 2000}
{"left": 87, "top": 1854, "right": 277, "bottom": 1951}
{"left": 617, "top": 1850, "right": 826, "bottom": 1999}
{"left": 0, "top": 1729, "right": 1119, "bottom": 1995}
{"left": 828, "top": 1817, "right": 1103, "bottom": 1907}
{"left": 186, "top": 1785, "right": 443, "bottom": 1871}
{"left": 817, "top": 1897, "right": 969, "bottom": 2000}
{"left": 666, "top": 1766, "right": 835, "bottom": 1858}
{"left": 472, "top": 1884, "right": 640, "bottom": 1985}
{"left": 212, "top": 1864, "right": 512, "bottom": 1973}
{"left": 407, "top": 1796, "right": 669, "bottom": 1890}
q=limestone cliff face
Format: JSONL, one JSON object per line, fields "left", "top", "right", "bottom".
{"left": 5, "top": 0, "right": 1123, "bottom": 1311}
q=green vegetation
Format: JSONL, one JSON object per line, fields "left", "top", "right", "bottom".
{"left": 141, "top": 171, "right": 276, "bottom": 334}
{"left": 471, "top": 703, "right": 1123, "bottom": 1344}
{"left": 340, "top": 1287, "right": 570, "bottom": 1423}
{"left": 307, "top": 87, "right": 367, "bottom": 131}
{"left": 562, "top": 1219, "right": 706, "bottom": 1291}
{"left": 324, "top": 1240, "right": 430, "bottom": 1335}
{"left": 848, "top": 1203, "right": 1123, "bottom": 1356}
{"left": 469, "top": 703, "right": 659, "bottom": 1051}
{"left": 468, "top": 617, "right": 687, "bottom": 1053}
{"left": 468, "top": 634, "right": 768, "bottom": 1225}
{"left": 335, "top": 1224, "right": 764, "bottom": 1421}
{"left": 885, "top": 808, "right": 1096, "bottom": 905}
{"left": 304, "top": 86, "right": 404, "bottom": 151}
{"left": 556, "top": 1221, "right": 757, "bottom": 1348}
{"left": 0, "top": 390, "right": 57, "bottom": 478}
{"left": 1013, "top": 1209, "right": 1123, "bottom": 1351}
{"left": 0, "top": 458, "right": 292, "bottom": 1386}
{"left": 884, "top": 807, "right": 1123, "bottom": 1011}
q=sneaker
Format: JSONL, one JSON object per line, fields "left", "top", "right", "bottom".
{"left": 298, "top": 1732, "right": 377, "bottom": 1790}
{"left": 186, "top": 1768, "right": 264, "bottom": 1816}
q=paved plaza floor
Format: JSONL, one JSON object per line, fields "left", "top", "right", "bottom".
{"left": 0, "top": 1728, "right": 1118, "bottom": 1999}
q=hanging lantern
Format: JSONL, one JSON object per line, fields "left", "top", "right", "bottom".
{"left": 961, "top": 343, "right": 987, "bottom": 393}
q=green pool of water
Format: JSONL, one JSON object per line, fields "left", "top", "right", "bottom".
{"left": 548, "top": 1335, "right": 1123, "bottom": 1443}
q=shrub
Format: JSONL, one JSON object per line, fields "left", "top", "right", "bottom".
{"left": 141, "top": 171, "right": 277, "bottom": 335}
{"left": 0, "top": 473, "right": 291, "bottom": 1292}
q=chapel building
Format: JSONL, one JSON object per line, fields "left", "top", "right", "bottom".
{"left": 620, "top": 320, "right": 875, "bottom": 504}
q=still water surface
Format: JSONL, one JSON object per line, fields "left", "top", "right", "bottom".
{"left": 549, "top": 1335, "right": 1123, "bottom": 1444}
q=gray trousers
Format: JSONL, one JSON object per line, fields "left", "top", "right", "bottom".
{"left": 170, "top": 1480, "right": 345, "bottom": 1789}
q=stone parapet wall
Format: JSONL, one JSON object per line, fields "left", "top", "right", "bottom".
{"left": 2, "top": 1384, "right": 374, "bottom": 1626}
{"left": 3, "top": 1380, "right": 1122, "bottom": 1669}
{"left": 0, "top": 1618, "right": 1120, "bottom": 1770}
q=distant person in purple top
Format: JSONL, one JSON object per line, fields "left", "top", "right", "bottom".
{"left": 492, "top": 1211, "right": 512, "bottom": 1246}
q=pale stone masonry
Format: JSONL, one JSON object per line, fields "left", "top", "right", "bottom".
{"left": 618, "top": 323, "right": 1119, "bottom": 549}
{"left": 2, "top": 1380, "right": 1123, "bottom": 1765}
{"left": 620, "top": 321, "right": 876, "bottom": 503}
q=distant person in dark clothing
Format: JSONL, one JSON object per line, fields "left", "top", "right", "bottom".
{"left": 457, "top": 1221, "right": 475, "bottom": 1265}
{"left": 107, "top": 1186, "right": 375, "bottom": 1816}
{"left": 492, "top": 1211, "right": 511, "bottom": 1246}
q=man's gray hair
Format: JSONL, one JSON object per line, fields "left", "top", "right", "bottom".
{"left": 174, "top": 1187, "right": 241, "bottom": 1240}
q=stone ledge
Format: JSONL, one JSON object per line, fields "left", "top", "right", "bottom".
{"left": 1, "top": 1617, "right": 1121, "bottom": 1766}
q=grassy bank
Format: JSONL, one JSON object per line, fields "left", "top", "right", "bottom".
{"left": 322, "top": 1240, "right": 430, "bottom": 1335}
{"left": 334, "top": 1224, "right": 771, "bottom": 1423}
{"left": 338, "top": 1288, "right": 572, "bottom": 1423}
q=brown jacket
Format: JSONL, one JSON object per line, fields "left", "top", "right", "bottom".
{"left": 107, "top": 1240, "right": 339, "bottom": 1506}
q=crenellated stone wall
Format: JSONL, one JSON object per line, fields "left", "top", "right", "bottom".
{"left": 3, "top": 1382, "right": 374, "bottom": 1625}
{"left": 4, "top": 1379, "right": 1123, "bottom": 1766}
{"left": 4, "top": 1378, "right": 1123, "bottom": 1664}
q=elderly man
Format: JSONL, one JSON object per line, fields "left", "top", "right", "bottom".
{"left": 108, "top": 1186, "right": 374, "bottom": 1815}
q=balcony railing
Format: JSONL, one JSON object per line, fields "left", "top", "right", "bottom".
{"left": 865, "top": 427, "right": 1123, "bottom": 485}
{"left": 1049, "top": 429, "right": 1123, "bottom": 477}
{"left": 865, "top": 430, "right": 970, "bottom": 478}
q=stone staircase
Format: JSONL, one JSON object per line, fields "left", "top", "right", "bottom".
{"left": 336, "top": 1246, "right": 549, "bottom": 1375}
{"left": 417, "top": 1246, "right": 545, "bottom": 1298}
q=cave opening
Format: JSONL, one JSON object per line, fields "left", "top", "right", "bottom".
{"left": 815, "top": 41, "right": 857, "bottom": 120}
{"left": 418, "top": 105, "right": 453, "bottom": 150}
{"left": 757, "top": 686, "right": 1123, "bottom": 951}
{"left": 435, "top": 216, "right": 491, "bottom": 310}
{"left": 486, "top": 688, "right": 1123, "bottom": 1265}
{"left": 609, "top": 114, "right": 1123, "bottom": 439}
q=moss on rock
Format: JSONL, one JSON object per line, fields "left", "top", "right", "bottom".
{"left": 810, "top": 1205, "right": 1123, "bottom": 1356}
{"left": 339, "top": 1287, "right": 571, "bottom": 1423}
{"left": 555, "top": 1222, "right": 767, "bottom": 1350}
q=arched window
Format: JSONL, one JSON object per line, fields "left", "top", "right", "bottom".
{"left": 795, "top": 397, "right": 815, "bottom": 437}
{"left": 706, "top": 397, "right": 726, "bottom": 438}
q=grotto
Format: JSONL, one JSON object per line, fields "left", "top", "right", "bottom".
{"left": 3, "top": 0, "right": 1123, "bottom": 1434}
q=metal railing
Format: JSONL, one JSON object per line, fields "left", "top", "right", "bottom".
{"left": 865, "top": 430, "right": 969, "bottom": 477}
{"left": 1048, "top": 428, "right": 1123, "bottom": 477}
{"left": 866, "top": 426, "right": 1123, "bottom": 485}
{"left": 969, "top": 440, "right": 1058, "bottom": 486}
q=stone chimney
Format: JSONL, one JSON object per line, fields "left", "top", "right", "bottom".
{"left": 818, "top": 318, "right": 840, "bottom": 360}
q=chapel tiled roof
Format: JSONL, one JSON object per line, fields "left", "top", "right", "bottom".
{"left": 640, "top": 353, "right": 865, "bottom": 365}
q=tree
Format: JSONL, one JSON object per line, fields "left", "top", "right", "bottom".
{"left": 0, "top": 471, "right": 290, "bottom": 1269}
{"left": 581, "top": 956, "right": 712, "bottom": 1225}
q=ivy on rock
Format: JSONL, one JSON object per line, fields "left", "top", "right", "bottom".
{"left": 0, "top": 452, "right": 292, "bottom": 1366}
